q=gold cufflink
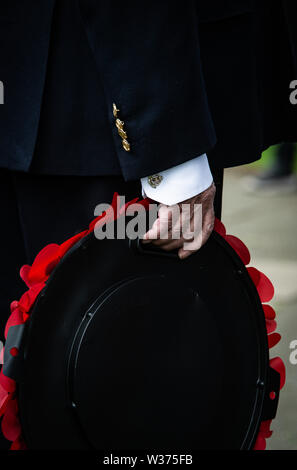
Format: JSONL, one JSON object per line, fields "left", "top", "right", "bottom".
{"left": 113, "top": 104, "right": 131, "bottom": 151}
{"left": 148, "top": 174, "right": 163, "bottom": 188}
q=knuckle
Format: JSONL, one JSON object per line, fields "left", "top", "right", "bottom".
{"left": 162, "top": 245, "right": 173, "bottom": 251}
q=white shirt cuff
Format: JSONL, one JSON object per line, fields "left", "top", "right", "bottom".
{"left": 140, "top": 153, "right": 213, "bottom": 205}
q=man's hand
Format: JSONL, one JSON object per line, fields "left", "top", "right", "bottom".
{"left": 142, "top": 182, "right": 216, "bottom": 259}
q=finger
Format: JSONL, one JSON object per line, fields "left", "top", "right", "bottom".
{"left": 142, "top": 217, "right": 161, "bottom": 243}
{"left": 150, "top": 236, "right": 190, "bottom": 250}
{"left": 201, "top": 206, "right": 215, "bottom": 246}
{"left": 149, "top": 225, "right": 187, "bottom": 246}
{"left": 178, "top": 247, "right": 192, "bottom": 260}
{"left": 142, "top": 204, "right": 172, "bottom": 242}
{"left": 178, "top": 232, "right": 202, "bottom": 259}
{"left": 149, "top": 215, "right": 193, "bottom": 248}
{"left": 153, "top": 222, "right": 196, "bottom": 252}
{"left": 178, "top": 206, "right": 214, "bottom": 259}
{"left": 143, "top": 203, "right": 181, "bottom": 243}
{"left": 154, "top": 204, "right": 199, "bottom": 252}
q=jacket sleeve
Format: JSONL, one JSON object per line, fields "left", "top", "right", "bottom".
{"left": 78, "top": 0, "right": 216, "bottom": 181}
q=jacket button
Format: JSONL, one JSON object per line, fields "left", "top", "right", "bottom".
{"left": 122, "top": 139, "right": 130, "bottom": 152}
{"left": 113, "top": 103, "right": 120, "bottom": 117}
{"left": 118, "top": 128, "right": 127, "bottom": 139}
{"left": 115, "top": 118, "right": 125, "bottom": 130}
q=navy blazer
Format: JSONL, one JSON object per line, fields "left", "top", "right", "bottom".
{"left": 0, "top": 1, "right": 296, "bottom": 180}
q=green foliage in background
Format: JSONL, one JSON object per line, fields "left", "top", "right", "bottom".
{"left": 250, "top": 143, "right": 297, "bottom": 172}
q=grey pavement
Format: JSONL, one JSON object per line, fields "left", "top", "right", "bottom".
{"left": 222, "top": 165, "right": 297, "bottom": 450}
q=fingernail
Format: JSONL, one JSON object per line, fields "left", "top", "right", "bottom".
{"left": 178, "top": 250, "right": 189, "bottom": 260}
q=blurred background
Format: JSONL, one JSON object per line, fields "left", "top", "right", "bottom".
{"left": 222, "top": 143, "right": 297, "bottom": 450}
